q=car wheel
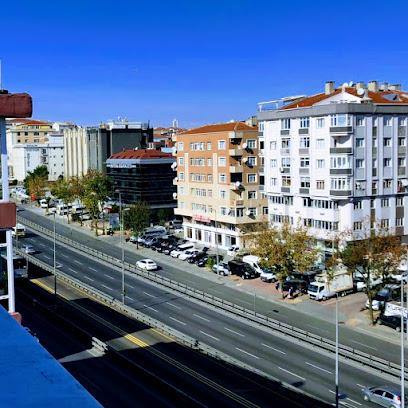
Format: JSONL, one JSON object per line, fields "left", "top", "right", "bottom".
{"left": 322, "top": 296, "right": 327, "bottom": 301}
{"left": 363, "top": 395, "right": 369, "bottom": 402}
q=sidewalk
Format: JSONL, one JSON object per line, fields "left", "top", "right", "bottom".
{"left": 22, "top": 202, "right": 402, "bottom": 345}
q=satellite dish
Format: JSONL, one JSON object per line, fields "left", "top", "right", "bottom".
{"left": 245, "top": 209, "right": 251, "bottom": 216}
{"left": 235, "top": 181, "right": 241, "bottom": 188}
{"left": 357, "top": 88, "right": 365, "bottom": 96}
{"left": 242, "top": 142, "right": 248, "bottom": 149}
{"left": 348, "top": 81, "right": 354, "bottom": 87}
{"left": 171, "top": 162, "right": 177, "bottom": 169}
{"left": 342, "top": 82, "right": 349, "bottom": 88}
{"left": 173, "top": 192, "right": 177, "bottom": 199}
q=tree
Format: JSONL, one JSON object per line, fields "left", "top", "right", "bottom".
{"left": 50, "top": 178, "right": 75, "bottom": 223}
{"left": 24, "top": 165, "right": 49, "bottom": 200}
{"left": 250, "top": 222, "right": 320, "bottom": 298}
{"left": 70, "top": 176, "right": 86, "bottom": 226}
{"left": 124, "top": 201, "right": 150, "bottom": 248}
{"left": 157, "top": 208, "right": 172, "bottom": 226}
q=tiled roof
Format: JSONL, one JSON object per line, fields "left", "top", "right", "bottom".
{"left": 181, "top": 122, "right": 257, "bottom": 135}
{"left": 109, "top": 149, "right": 173, "bottom": 160}
{"left": 8, "top": 118, "right": 50, "bottom": 125}
{"left": 282, "top": 87, "right": 408, "bottom": 110}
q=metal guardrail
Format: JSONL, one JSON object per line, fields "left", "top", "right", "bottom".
{"left": 18, "top": 217, "right": 406, "bottom": 379}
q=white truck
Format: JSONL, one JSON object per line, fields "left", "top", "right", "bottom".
{"left": 308, "top": 269, "right": 353, "bottom": 301}
{"left": 242, "top": 255, "right": 277, "bottom": 282}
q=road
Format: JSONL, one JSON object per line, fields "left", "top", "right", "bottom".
{"left": 16, "top": 274, "right": 328, "bottom": 408}
{"left": 14, "top": 212, "right": 404, "bottom": 407}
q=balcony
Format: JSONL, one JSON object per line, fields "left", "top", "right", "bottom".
{"left": 280, "top": 148, "right": 290, "bottom": 155}
{"left": 229, "top": 165, "right": 242, "bottom": 173}
{"left": 230, "top": 182, "right": 244, "bottom": 191}
{"left": 299, "top": 168, "right": 309, "bottom": 175}
{"left": 298, "top": 128, "right": 309, "bottom": 135}
{"left": 330, "top": 147, "right": 353, "bottom": 154}
{"left": 299, "top": 148, "right": 309, "bottom": 155}
{"left": 228, "top": 131, "right": 245, "bottom": 139}
{"left": 230, "top": 199, "right": 244, "bottom": 207}
{"left": 398, "top": 146, "right": 406, "bottom": 155}
{"left": 330, "top": 190, "right": 352, "bottom": 197}
{"left": 229, "top": 148, "right": 243, "bottom": 157}
{"left": 399, "top": 167, "right": 406, "bottom": 176}
{"left": 299, "top": 188, "right": 309, "bottom": 194}
{"left": 329, "top": 126, "right": 353, "bottom": 135}
{"left": 281, "top": 187, "right": 290, "bottom": 193}
{"left": 330, "top": 168, "right": 353, "bottom": 175}
{"left": 280, "top": 167, "right": 290, "bottom": 174}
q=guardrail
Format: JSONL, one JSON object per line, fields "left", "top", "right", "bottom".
{"left": 18, "top": 216, "right": 406, "bottom": 379}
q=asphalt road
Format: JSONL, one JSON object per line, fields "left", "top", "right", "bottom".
{"left": 15, "top": 221, "right": 403, "bottom": 407}
{"left": 16, "top": 275, "right": 329, "bottom": 408}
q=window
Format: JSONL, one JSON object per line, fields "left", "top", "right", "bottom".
{"left": 281, "top": 138, "right": 290, "bottom": 148}
{"left": 218, "top": 157, "right": 226, "bottom": 166}
{"left": 356, "top": 117, "right": 365, "bottom": 126}
{"left": 282, "top": 176, "right": 291, "bottom": 187}
{"left": 300, "top": 137, "right": 310, "bottom": 148}
{"left": 330, "top": 114, "right": 351, "bottom": 127}
{"left": 258, "top": 122, "right": 264, "bottom": 132}
{"left": 356, "top": 138, "right": 364, "bottom": 148}
{"left": 316, "top": 180, "right": 325, "bottom": 190}
{"left": 270, "top": 177, "right": 277, "bottom": 187}
{"left": 381, "top": 198, "right": 389, "bottom": 207}
{"left": 353, "top": 222, "right": 362, "bottom": 230}
{"left": 372, "top": 181, "right": 378, "bottom": 190}
{"left": 262, "top": 207, "right": 269, "bottom": 215}
{"left": 353, "top": 201, "right": 362, "bottom": 210}
{"left": 316, "top": 138, "right": 325, "bottom": 149}
{"left": 178, "top": 157, "right": 184, "bottom": 165}
{"left": 247, "top": 174, "right": 257, "bottom": 183}
{"left": 381, "top": 219, "right": 390, "bottom": 228}
{"left": 247, "top": 139, "right": 256, "bottom": 149}
{"left": 330, "top": 177, "right": 351, "bottom": 190}
{"left": 383, "top": 158, "right": 391, "bottom": 167}
{"left": 177, "top": 142, "right": 184, "bottom": 151}
{"left": 396, "top": 218, "right": 404, "bottom": 227}
{"left": 372, "top": 158, "right": 377, "bottom": 168}
{"left": 269, "top": 141, "right": 276, "bottom": 150}
{"left": 220, "top": 190, "right": 226, "bottom": 199}
{"left": 281, "top": 157, "right": 291, "bottom": 168}
{"left": 316, "top": 118, "right": 325, "bottom": 128}
{"left": 398, "top": 157, "right": 406, "bottom": 167}
{"left": 383, "top": 138, "right": 392, "bottom": 147}
{"left": 330, "top": 156, "right": 351, "bottom": 169}
{"left": 300, "top": 117, "right": 310, "bottom": 128}
{"left": 300, "top": 157, "right": 310, "bottom": 168}
{"left": 397, "top": 197, "right": 404, "bottom": 206}
{"left": 281, "top": 118, "right": 291, "bottom": 130}
{"left": 300, "top": 177, "right": 310, "bottom": 188}
{"left": 316, "top": 159, "right": 325, "bottom": 169}
{"left": 207, "top": 158, "right": 212, "bottom": 166}
{"left": 219, "top": 173, "right": 226, "bottom": 183}
{"left": 247, "top": 208, "right": 257, "bottom": 216}
{"left": 383, "top": 179, "right": 392, "bottom": 188}
{"left": 384, "top": 117, "right": 392, "bottom": 126}
{"left": 371, "top": 199, "right": 375, "bottom": 208}
{"left": 218, "top": 140, "right": 226, "bottom": 149}
{"left": 247, "top": 156, "right": 256, "bottom": 166}
{"left": 208, "top": 174, "right": 213, "bottom": 182}
{"left": 399, "top": 117, "right": 407, "bottom": 126}
{"left": 398, "top": 137, "right": 406, "bottom": 146}
{"left": 248, "top": 191, "right": 257, "bottom": 199}
{"left": 270, "top": 159, "right": 277, "bottom": 168}
{"left": 179, "top": 172, "right": 184, "bottom": 181}
{"left": 373, "top": 137, "right": 377, "bottom": 148}
{"left": 356, "top": 159, "right": 365, "bottom": 168}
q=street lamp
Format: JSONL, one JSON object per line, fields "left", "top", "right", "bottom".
{"left": 401, "top": 274, "right": 405, "bottom": 407}
{"left": 53, "top": 211, "right": 56, "bottom": 300}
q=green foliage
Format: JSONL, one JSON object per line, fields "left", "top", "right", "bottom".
{"left": 24, "top": 165, "right": 49, "bottom": 198}
{"left": 157, "top": 208, "right": 172, "bottom": 226}
{"left": 206, "top": 257, "right": 216, "bottom": 270}
{"left": 124, "top": 201, "right": 150, "bottom": 240}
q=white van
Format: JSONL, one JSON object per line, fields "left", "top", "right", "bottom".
{"left": 12, "top": 224, "right": 26, "bottom": 237}
{"left": 56, "top": 203, "right": 72, "bottom": 215}
{"left": 242, "top": 255, "right": 263, "bottom": 275}
{"left": 170, "top": 242, "right": 195, "bottom": 258}
{"left": 39, "top": 199, "right": 49, "bottom": 209}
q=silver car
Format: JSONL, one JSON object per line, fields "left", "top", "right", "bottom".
{"left": 362, "top": 385, "right": 404, "bottom": 407}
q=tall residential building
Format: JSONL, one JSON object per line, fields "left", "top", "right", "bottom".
{"left": 258, "top": 80, "right": 408, "bottom": 252}
{"left": 64, "top": 120, "right": 153, "bottom": 178}
{"left": 173, "top": 122, "right": 267, "bottom": 250}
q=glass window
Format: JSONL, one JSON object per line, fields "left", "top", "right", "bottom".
{"left": 384, "top": 117, "right": 392, "bottom": 126}
{"left": 398, "top": 157, "right": 406, "bottom": 167}
{"left": 398, "top": 137, "right": 406, "bottom": 146}
{"left": 300, "top": 137, "right": 310, "bottom": 148}
{"left": 353, "top": 222, "right": 362, "bottom": 230}
{"left": 316, "top": 159, "right": 325, "bottom": 169}
{"left": 316, "top": 138, "right": 325, "bottom": 149}
{"left": 220, "top": 190, "right": 226, "bottom": 199}
{"left": 330, "top": 114, "right": 351, "bottom": 127}
{"left": 247, "top": 174, "right": 257, "bottom": 183}
{"left": 381, "top": 198, "right": 389, "bottom": 207}
{"left": 218, "top": 157, "right": 226, "bottom": 166}
{"left": 281, "top": 176, "right": 291, "bottom": 187}
{"left": 300, "top": 157, "right": 310, "bottom": 168}
{"left": 353, "top": 201, "right": 362, "bottom": 209}
{"left": 179, "top": 172, "right": 184, "bottom": 181}
{"left": 219, "top": 173, "right": 226, "bottom": 183}
{"left": 270, "top": 159, "right": 277, "bottom": 168}
{"left": 281, "top": 138, "right": 290, "bottom": 148}
{"left": 316, "top": 118, "right": 325, "bottom": 128}
{"left": 248, "top": 191, "right": 257, "bottom": 199}
{"left": 281, "top": 157, "right": 290, "bottom": 168}
{"left": 384, "top": 138, "right": 392, "bottom": 147}
{"left": 207, "top": 142, "right": 212, "bottom": 150}
{"left": 270, "top": 177, "right": 277, "bottom": 187}
{"left": 356, "top": 159, "right": 364, "bottom": 168}
{"left": 269, "top": 141, "right": 276, "bottom": 150}
{"left": 316, "top": 180, "right": 325, "bottom": 189}
{"left": 383, "top": 158, "right": 391, "bottom": 167}
{"left": 247, "top": 139, "right": 256, "bottom": 148}
{"left": 178, "top": 157, "right": 184, "bottom": 165}
{"left": 247, "top": 156, "right": 256, "bottom": 166}
{"left": 300, "top": 177, "right": 310, "bottom": 188}
{"left": 207, "top": 158, "right": 212, "bottom": 166}
{"left": 356, "top": 117, "right": 365, "bottom": 126}
{"left": 299, "top": 117, "right": 310, "bottom": 128}
{"left": 281, "top": 119, "right": 291, "bottom": 130}
{"left": 356, "top": 138, "right": 364, "bottom": 148}
{"left": 218, "top": 140, "right": 226, "bottom": 149}
{"left": 177, "top": 142, "right": 184, "bottom": 151}
{"left": 383, "top": 179, "right": 392, "bottom": 188}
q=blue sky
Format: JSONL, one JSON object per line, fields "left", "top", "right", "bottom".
{"left": 3, "top": 0, "right": 408, "bottom": 127}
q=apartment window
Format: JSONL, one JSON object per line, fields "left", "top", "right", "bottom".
{"left": 208, "top": 174, "right": 213, "bottom": 182}
{"left": 383, "top": 179, "right": 392, "bottom": 188}
{"left": 372, "top": 181, "right": 378, "bottom": 190}
{"left": 207, "top": 158, "right": 212, "bottom": 166}
{"left": 179, "top": 186, "right": 185, "bottom": 195}
{"left": 399, "top": 117, "right": 407, "bottom": 126}
{"left": 33, "top": 131, "right": 39, "bottom": 135}
{"left": 381, "top": 198, "right": 390, "bottom": 207}
{"left": 383, "top": 158, "right": 392, "bottom": 167}
{"left": 177, "top": 142, "right": 184, "bottom": 151}
{"left": 300, "top": 117, "right": 310, "bottom": 128}
{"left": 248, "top": 191, "right": 257, "bottom": 199}
{"left": 398, "top": 157, "right": 406, "bottom": 167}
{"left": 316, "top": 159, "right": 325, "bottom": 169}
{"left": 353, "top": 221, "right": 362, "bottom": 230}
{"left": 247, "top": 139, "right": 256, "bottom": 149}
{"left": 331, "top": 177, "right": 351, "bottom": 190}
{"left": 381, "top": 219, "right": 390, "bottom": 228}
{"left": 34, "top": 139, "right": 39, "bottom": 143}
{"left": 179, "top": 172, "right": 185, "bottom": 181}
{"left": 178, "top": 157, "right": 184, "bottom": 165}
{"left": 316, "top": 118, "right": 325, "bottom": 128}
{"left": 247, "top": 156, "right": 256, "bottom": 166}
{"left": 396, "top": 218, "right": 404, "bottom": 227}
{"left": 220, "top": 190, "right": 226, "bottom": 199}
{"left": 354, "top": 201, "right": 362, "bottom": 210}
{"left": 281, "top": 138, "right": 290, "bottom": 148}
{"left": 247, "top": 174, "right": 257, "bottom": 183}
{"left": 270, "top": 177, "right": 277, "bottom": 187}
{"left": 206, "top": 142, "right": 212, "bottom": 150}
{"left": 398, "top": 137, "right": 406, "bottom": 147}
{"left": 282, "top": 176, "right": 291, "bottom": 187}
{"left": 370, "top": 199, "right": 375, "bottom": 208}
{"left": 300, "top": 137, "right": 310, "bottom": 148}
{"left": 384, "top": 117, "right": 392, "bottom": 126}
{"left": 263, "top": 207, "right": 269, "bottom": 215}
{"left": 397, "top": 197, "right": 404, "bottom": 206}
{"left": 24, "top": 132, "right": 28, "bottom": 136}
{"left": 373, "top": 138, "right": 378, "bottom": 148}
{"left": 383, "top": 138, "right": 392, "bottom": 147}
{"left": 247, "top": 208, "right": 257, "bottom": 216}
{"left": 356, "top": 159, "right": 365, "bottom": 168}
{"left": 219, "top": 173, "right": 226, "bottom": 183}
{"left": 270, "top": 141, "right": 276, "bottom": 150}
{"left": 372, "top": 158, "right": 377, "bottom": 168}
{"left": 281, "top": 118, "right": 291, "bottom": 130}
{"left": 218, "top": 157, "right": 226, "bottom": 167}
{"left": 281, "top": 157, "right": 290, "bottom": 168}
{"left": 356, "top": 138, "right": 364, "bottom": 148}
{"left": 330, "top": 114, "right": 351, "bottom": 127}
{"left": 316, "top": 138, "right": 325, "bottom": 149}
{"left": 300, "top": 157, "right": 310, "bottom": 168}
{"left": 316, "top": 180, "right": 325, "bottom": 190}
{"left": 270, "top": 159, "right": 277, "bottom": 168}
{"left": 258, "top": 122, "right": 264, "bottom": 132}
{"left": 356, "top": 117, "right": 365, "bottom": 126}
{"left": 300, "top": 177, "right": 310, "bottom": 188}
{"left": 330, "top": 156, "right": 351, "bottom": 169}
{"left": 218, "top": 140, "right": 226, "bottom": 150}
{"left": 190, "top": 142, "right": 205, "bottom": 151}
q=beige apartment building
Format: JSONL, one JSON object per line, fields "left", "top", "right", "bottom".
{"left": 174, "top": 122, "right": 267, "bottom": 250}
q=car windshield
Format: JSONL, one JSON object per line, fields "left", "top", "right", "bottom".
{"left": 308, "top": 284, "right": 318, "bottom": 292}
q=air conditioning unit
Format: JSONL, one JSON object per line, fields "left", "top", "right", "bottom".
{"left": 245, "top": 209, "right": 252, "bottom": 216}
{"left": 173, "top": 192, "right": 178, "bottom": 199}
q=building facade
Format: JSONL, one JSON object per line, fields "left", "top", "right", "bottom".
{"left": 258, "top": 80, "right": 408, "bottom": 251}
{"left": 173, "top": 122, "right": 267, "bottom": 250}
{"left": 106, "top": 149, "right": 176, "bottom": 211}
{"left": 64, "top": 120, "right": 153, "bottom": 178}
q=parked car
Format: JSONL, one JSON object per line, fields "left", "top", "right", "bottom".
{"left": 282, "top": 279, "right": 308, "bottom": 294}
{"left": 136, "top": 259, "right": 158, "bottom": 271}
{"left": 179, "top": 249, "right": 200, "bottom": 261}
{"left": 260, "top": 267, "right": 277, "bottom": 283}
{"left": 187, "top": 251, "right": 207, "bottom": 264}
{"left": 170, "top": 243, "right": 195, "bottom": 258}
{"left": 392, "top": 270, "right": 408, "bottom": 283}
{"left": 366, "top": 285, "right": 400, "bottom": 311}
{"left": 212, "top": 262, "right": 230, "bottom": 276}
{"left": 22, "top": 244, "right": 35, "bottom": 254}
{"left": 361, "top": 385, "right": 403, "bottom": 407}
{"left": 378, "top": 313, "right": 407, "bottom": 332}
{"left": 354, "top": 275, "right": 383, "bottom": 292}
{"left": 227, "top": 260, "right": 257, "bottom": 279}
{"left": 227, "top": 245, "right": 240, "bottom": 257}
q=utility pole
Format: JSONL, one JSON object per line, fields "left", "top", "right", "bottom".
{"left": 116, "top": 189, "right": 125, "bottom": 304}
{"left": 53, "top": 212, "right": 56, "bottom": 300}
{"left": 401, "top": 275, "right": 405, "bottom": 407}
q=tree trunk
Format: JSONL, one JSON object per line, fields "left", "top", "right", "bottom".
{"left": 367, "top": 292, "right": 375, "bottom": 325}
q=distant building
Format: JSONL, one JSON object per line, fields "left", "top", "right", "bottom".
{"left": 64, "top": 120, "right": 153, "bottom": 178}
{"left": 106, "top": 149, "right": 176, "bottom": 213}
{"left": 152, "top": 125, "right": 185, "bottom": 149}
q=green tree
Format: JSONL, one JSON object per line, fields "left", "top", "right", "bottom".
{"left": 124, "top": 201, "right": 150, "bottom": 248}
{"left": 24, "top": 165, "right": 49, "bottom": 200}
{"left": 70, "top": 176, "right": 86, "bottom": 226}
{"left": 50, "top": 178, "right": 75, "bottom": 223}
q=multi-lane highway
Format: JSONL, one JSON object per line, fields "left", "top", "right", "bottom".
{"left": 15, "top": 208, "right": 405, "bottom": 407}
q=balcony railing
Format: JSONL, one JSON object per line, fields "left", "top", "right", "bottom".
{"left": 330, "top": 168, "right": 353, "bottom": 175}
{"left": 229, "top": 148, "right": 243, "bottom": 157}
{"left": 330, "top": 190, "right": 352, "bottom": 197}
{"left": 229, "top": 165, "right": 242, "bottom": 173}
{"left": 330, "top": 126, "right": 353, "bottom": 134}
{"left": 330, "top": 147, "right": 353, "bottom": 154}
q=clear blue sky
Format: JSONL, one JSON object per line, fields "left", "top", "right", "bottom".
{"left": 3, "top": 0, "right": 407, "bottom": 128}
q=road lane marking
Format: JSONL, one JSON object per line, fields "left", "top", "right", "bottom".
{"left": 261, "top": 343, "right": 286, "bottom": 355}
{"left": 199, "top": 331, "right": 219, "bottom": 341}
{"left": 68, "top": 268, "right": 78, "bottom": 274}
{"left": 43, "top": 255, "right": 51, "bottom": 260}
{"left": 305, "top": 362, "right": 332, "bottom": 374}
{"left": 167, "top": 302, "right": 181, "bottom": 310}
{"left": 126, "top": 296, "right": 135, "bottom": 301}
{"left": 193, "top": 313, "right": 210, "bottom": 322}
{"left": 104, "top": 274, "right": 114, "bottom": 280}
{"left": 235, "top": 347, "right": 259, "bottom": 359}
{"left": 356, "top": 384, "right": 364, "bottom": 388}
{"left": 347, "top": 398, "right": 362, "bottom": 406}
{"left": 278, "top": 367, "right": 305, "bottom": 381}
{"left": 74, "top": 260, "right": 82, "bottom": 265}
{"left": 224, "top": 327, "right": 245, "bottom": 337}
{"left": 88, "top": 267, "right": 98, "bottom": 272}
{"left": 169, "top": 316, "right": 187, "bottom": 326}
{"left": 101, "top": 284, "right": 113, "bottom": 291}
{"left": 350, "top": 340, "right": 377, "bottom": 350}
{"left": 143, "top": 304, "right": 159, "bottom": 313}
{"left": 143, "top": 291, "right": 155, "bottom": 298}
{"left": 127, "top": 284, "right": 135, "bottom": 289}
{"left": 83, "top": 275, "right": 94, "bottom": 282}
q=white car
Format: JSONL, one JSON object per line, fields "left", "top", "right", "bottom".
{"left": 178, "top": 249, "right": 199, "bottom": 261}
{"left": 136, "top": 259, "right": 158, "bottom": 271}
{"left": 22, "top": 244, "right": 35, "bottom": 254}
{"left": 212, "top": 262, "right": 230, "bottom": 276}
{"left": 170, "top": 249, "right": 184, "bottom": 258}
{"left": 227, "top": 245, "right": 240, "bottom": 257}
{"left": 392, "top": 270, "right": 408, "bottom": 283}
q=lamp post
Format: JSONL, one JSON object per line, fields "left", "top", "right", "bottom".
{"left": 115, "top": 189, "right": 128, "bottom": 304}
{"left": 53, "top": 212, "right": 56, "bottom": 300}
{"left": 401, "top": 275, "right": 405, "bottom": 407}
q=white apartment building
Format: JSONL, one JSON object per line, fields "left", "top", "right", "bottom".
{"left": 258, "top": 80, "right": 408, "bottom": 252}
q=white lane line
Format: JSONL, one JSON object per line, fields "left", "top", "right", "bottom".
{"left": 83, "top": 275, "right": 94, "bottom": 282}
{"left": 235, "top": 347, "right": 259, "bottom": 359}
{"left": 167, "top": 302, "right": 181, "bottom": 310}
{"left": 356, "top": 384, "right": 364, "bottom": 388}
{"left": 278, "top": 367, "right": 305, "bottom": 381}
{"left": 350, "top": 340, "right": 377, "bottom": 350}
{"left": 127, "top": 284, "right": 135, "bottom": 289}
{"left": 305, "top": 362, "right": 332, "bottom": 374}
{"left": 261, "top": 343, "right": 286, "bottom": 355}
{"left": 104, "top": 274, "right": 114, "bottom": 280}
{"left": 199, "top": 330, "right": 219, "bottom": 341}
{"left": 169, "top": 316, "right": 187, "bottom": 326}
{"left": 143, "top": 304, "right": 159, "bottom": 313}
{"left": 240, "top": 300, "right": 252, "bottom": 306}
{"left": 74, "top": 260, "right": 82, "bottom": 265}
{"left": 68, "top": 268, "right": 78, "bottom": 274}
{"left": 347, "top": 398, "right": 362, "bottom": 406}
{"left": 43, "top": 255, "right": 51, "bottom": 260}
{"left": 101, "top": 284, "right": 113, "bottom": 291}
{"left": 126, "top": 296, "right": 135, "bottom": 301}
{"left": 143, "top": 291, "right": 155, "bottom": 298}
{"left": 88, "top": 267, "right": 98, "bottom": 272}
{"left": 193, "top": 313, "right": 210, "bottom": 322}
{"left": 224, "top": 327, "right": 245, "bottom": 337}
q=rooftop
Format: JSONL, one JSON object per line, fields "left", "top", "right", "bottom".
{"left": 181, "top": 121, "right": 257, "bottom": 135}
{"left": 109, "top": 149, "right": 173, "bottom": 160}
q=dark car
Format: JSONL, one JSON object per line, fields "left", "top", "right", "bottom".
{"left": 282, "top": 279, "right": 308, "bottom": 294}
{"left": 197, "top": 254, "right": 223, "bottom": 267}
{"left": 378, "top": 314, "right": 406, "bottom": 332}
{"left": 187, "top": 252, "right": 206, "bottom": 264}
{"left": 288, "top": 271, "right": 318, "bottom": 284}
{"left": 228, "top": 260, "right": 257, "bottom": 279}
